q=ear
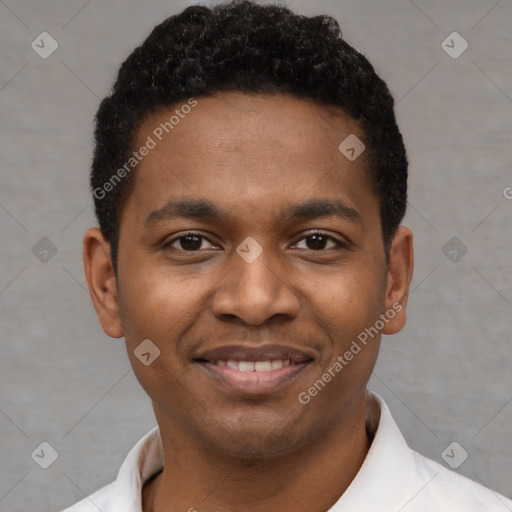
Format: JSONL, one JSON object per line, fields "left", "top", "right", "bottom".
{"left": 382, "top": 226, "right": 414, "bottom": 335}
{"left": 83, "top": 227, "right": 124, "bottom": 338}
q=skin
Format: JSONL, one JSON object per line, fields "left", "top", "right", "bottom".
{"left": 83, "top": 92, "right": 414, "bottom": 512}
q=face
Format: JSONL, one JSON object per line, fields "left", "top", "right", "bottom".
{"left": 84, "top": 92, "right": 413, "bottom": 459}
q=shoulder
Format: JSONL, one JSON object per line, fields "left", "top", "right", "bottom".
{"left": 59, "top": 426, "right": 162, "bottom": 512}
{"left": 363, "top": 392, "right": 512, "bottom": 512}
{"left": 409, "top": 450, "right": 512, "bottom": 511}
{"left": 59, "top": 480, "right": 116, "bottom": 512}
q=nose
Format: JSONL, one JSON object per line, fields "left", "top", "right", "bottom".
{"left": 211, "top": 245, "right": 300, "bottom": 325}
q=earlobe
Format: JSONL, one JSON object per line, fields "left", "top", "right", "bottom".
{"left": 83, "top": 227, "right": 124, "bottom": 339}
{"left": 382, "top": 226, "right": 414, "bottom": 335}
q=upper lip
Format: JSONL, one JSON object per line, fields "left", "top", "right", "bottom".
{"left": 195, "top": 344, "right": 315, "bottom": 364}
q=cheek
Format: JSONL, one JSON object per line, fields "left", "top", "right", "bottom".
{"left": 299, "top": 274, "right": 382, "bottom": 416}
{"left": 117, "top": 268, "right": 198, "bottom": 403}
{"left": 306, "top": 265, "right": 385, "bottom": 335}
{"left": 299, "top": 263, "right": 385, "bottom": 391}
{"left": 118, "top": 260, "right": 215, "bottom": 360}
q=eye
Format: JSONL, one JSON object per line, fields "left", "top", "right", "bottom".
{"left": 294, "top": 232, "right": 345, "bottom": 251}
{"left": 164, "top": 232, "right": 218, "bottom": 252}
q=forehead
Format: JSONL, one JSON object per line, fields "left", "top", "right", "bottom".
{"left": 127, "top": 92, "right": 377, "bottom": 226}
{"left": 136, "top": 92, "right": 363, "bottom": 163}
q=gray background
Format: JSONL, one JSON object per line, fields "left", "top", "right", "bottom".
{"left": 1, "top": 0, "right": 511, "bottom": 510}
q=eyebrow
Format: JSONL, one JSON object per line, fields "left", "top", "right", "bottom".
{"left": 144, "top": 198, "right": 361, "bottom": 228}
{"left": 144, "top": 199, "right": 224, "bottom": 227}
{"left": 288, "top": 199, "right": 361, "bottom": 223}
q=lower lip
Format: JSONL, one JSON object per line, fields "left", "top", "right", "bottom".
{"left": 196, "top": 361, "right": 311, "bottom": 395}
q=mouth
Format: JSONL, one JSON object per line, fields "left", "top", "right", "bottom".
{"left": 193, "top": 345, "right": 315, "bottom": 396}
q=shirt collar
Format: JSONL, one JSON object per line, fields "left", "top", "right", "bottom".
{"left": 111, "top": 424, "right": 163, "bottom": 511}
{"left": 109, "top": 391, "right": 416, "bottom": 511}
{"left": 330, "top": 392, "right": 421, "bottom": 510}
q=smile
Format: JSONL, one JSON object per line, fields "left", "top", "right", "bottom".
{"left": 194, "top": 344, "right": 315, "bottom": 395}
{"left": 210, "top": 359, "right": 294, "bottom": 371}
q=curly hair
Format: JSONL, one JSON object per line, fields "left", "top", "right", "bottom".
{"left": 90, "top": 0, "right": 408, "bottom": 276}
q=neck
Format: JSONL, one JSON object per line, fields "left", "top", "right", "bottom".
{"left": 143, "top": 392, "right": 371, "bottom": 512}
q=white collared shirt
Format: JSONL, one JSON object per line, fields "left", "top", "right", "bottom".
{"left": 61, "top": 392, "right": 512, "bottom": 511}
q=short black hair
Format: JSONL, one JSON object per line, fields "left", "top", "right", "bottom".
{"left": 90, "top": 0, "right": 407, "bottom": 277}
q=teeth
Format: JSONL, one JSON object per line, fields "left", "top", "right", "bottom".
{"left": 271, "top": 360, "right": 283, "bottom": 370}
{"left": 254, "top": 361, "right": 272, "bottom": 372}
{"left": 239, "top": 361, "right": 255, "bottom": 372}
{"left": 214, "top": 359, "right": 292, "bottom": 371}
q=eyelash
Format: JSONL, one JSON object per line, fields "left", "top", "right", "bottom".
{"left": 163, "top": 231, "right": 347, "bottom": 252}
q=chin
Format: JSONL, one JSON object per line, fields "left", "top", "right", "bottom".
{"left": 204, "top": 420, "right": 313, "bottom": 461}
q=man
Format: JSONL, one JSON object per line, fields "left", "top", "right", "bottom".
{"left": 63, "top": 1, "right": 512, "bottom": 510}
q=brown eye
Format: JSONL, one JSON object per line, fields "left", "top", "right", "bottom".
{"left": 177, "top": 234, "right": 203, "bottom": 251}
{"left": 165, "top": 233, "right": 217, "bottom": 251}
{"left": 295, "top": 233, "right": 341, "bottom": 251}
